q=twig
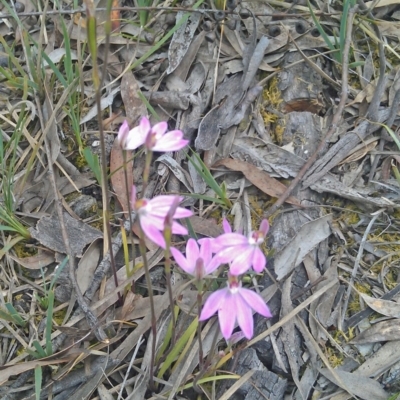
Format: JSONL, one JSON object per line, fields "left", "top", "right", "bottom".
{"left": 340, "top": 209, "right": 383, "bottom": 329}
{"left": 264, "top": 5, "right": 358, "bottom": 218}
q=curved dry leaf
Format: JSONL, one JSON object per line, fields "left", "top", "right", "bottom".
{"left": 318, "top": 368, "right": 388, "bottom": 400}
{"left": 350, "top": 319, "right": 400, "bottom": 344}
{"left": 29, "top": 212, "right": 102, "bottom": 257}
{"left": 167, "top": 11, "right": 201, "bottom": 75}
{"left": 213, "top": 158, "right": 302, "bottom": 207}
{"left": 120, "top": 72, "right": 147, "bottom": 124}
{"left": 9, "top": 250, "right": 54, "bottom": 270}
{"left": 360, "top": 293, "right": 400, "bottom": 318}
{"left": 76, "top": 239, "right": 101, "bottom": 295}
{"left": 273, "top": 214, "right": 332, "bottom": 280}
{"left": 110, "top": 138, "right": 133, "bottom": 213}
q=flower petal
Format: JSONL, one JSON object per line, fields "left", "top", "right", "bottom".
{"left": 222, "top": 218, "right": 232, "bottom": 233}
{"left": 185, "top": 238, "right": 199, "bottom": 268}
{"left": 171, "top": 221, "right": 188, "bottom": 236}
{"left": 199, "top": 289, "right": 226, "bottom": 321}
{"left": 259, "top": 219, "right": 269, "bottom": 236}
{"left": 125, "top": 118, "right": 150, "bottom": 150}
{"left": 214, "top": 233, "right": 248, "bottom": 247}
{"left": 229, "top": 247, "right": 254, "bottom": 275}
{"left": 118, "top": 120, "right": 130, "bottom": 146}
{"left": 171, "top": 247, "right": 192, "bottom": 274}
{"left": 239, "top": 288, "right": 272, "bottom": 318}
{"left": 251, "top": 248, "right": 266, "bottom": 273}
{"left": 172, "top": 207, "right": 193, "bottom": 219}
{"left": 151, "top": 121, "right": 168, "bottom": 140}
{"left": 140, "top": 218, "right": 166, "bottom": 248}
{"left": 199, "top": 238, "right": 212, "bottom": 267}
{"left": 152, "top": 131, "right": 188, "bottom": 152}
{"left": 218, "top": 293, "right": 236, "bottom": 339}
{"left": 234, "top": 293, "right": 254, "bottom": 339}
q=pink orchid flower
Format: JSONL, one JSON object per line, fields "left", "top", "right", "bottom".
{"left": 131, "top": 186, "right": 193, "bottom": 248}
{"left": 171, "top": 238, "right": 221, "bottom": 280}
{"left": 199, "top": 275, "right": 272, "bottom": 340}
{"left": 210, "top": 219, "right": 270, "bottom": 275}
{"left": 119, "top": 117, "right": 188, "bottom": 152}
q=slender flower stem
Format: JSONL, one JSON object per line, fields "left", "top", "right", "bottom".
{"left": 122, "top": 149, "right": 136, "bottom": 283}
{"left": 196, "top": 290, "right": 204, "bottom": 368}
{"left": 163, "top": 240, "right": 177, "bottom": 346}
{"left": 143, "top": 150, "right": 153, "bottom": 193}
{"left": 138, "top": 228, "right": 157, "bottom": 390}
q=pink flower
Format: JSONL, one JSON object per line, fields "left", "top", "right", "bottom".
{"left": 171, "top": 238, "right": 221, "bottom": 280}
{"left": 131, "top": 186, "right": 193, "bottom": 248}
{"left": 210, "top": 219, "right": 269, "bottom": 275}
{"left": 199, "top": 275, "right": 272, "bottom": 340}
{"left": 121, "top": 117, "right": 188, "bottom": 152}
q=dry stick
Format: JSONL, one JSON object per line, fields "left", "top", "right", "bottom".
{"left": 264, "top": 6, "right": 358, "bottom": 219}
{"left": 340, "top": 210, "right": 383, "bottom": 329}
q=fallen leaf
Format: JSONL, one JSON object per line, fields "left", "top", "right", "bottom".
{"left": 9, "top": 250, "right": 54, "bottom": 270}
{"left": 213, "top": 158, "right": 301, "bottom": 206}
{"left": 120, "top": 71, "right": 147, "bottom": 124}
{"left": 360, "top": 293, "right": 400, "bottom": 318}
{"left": 274, "top": 215, "right": 332, "bottom": 280}
{"left": 319, "top": 368, "right": 388, "bottom": 400}
{"left": 350, "top": 319, "right": 400, "bottom": 344}
{"left": 76, "top": 239, "right": 101, "bottom": 295}
{"left": 110, "top": 138, "right": 134, "bottom": 214}
{"left": 29, "top": 213, "right": 103, "bottom": 257}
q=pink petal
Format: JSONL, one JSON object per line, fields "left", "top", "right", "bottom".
{"left": 199, "top": 239, "right": 212, "bottom": 266}
{"left": 171, "top": 221, "right": 188, "bottom": 236}
{"left": 125, "top": 128, "right": 147, "bottom": 150}
{"left": 118, "top": 120, "right": 130, "bottom": 145}
{"left": 222, "top": 218, "right": 232, "bottom": 233}
{"left": 215, "top": 233, "right": 248, "bottom": 247}
{"left": 240, "top": 288, "right": 272, "bottom": 318}
{"left": 172, "top": 207, "right": 193, "bottom": 219}
{"left": 149, "top": 195, "right": 182, "bottom": 210}
{"left": 185, "top": 238, "right": 200, "bottom": 268}
{"left": 152, "top": 131, "right": 188, "bottom": 152}
{"left": 251, "top": 248, "right": 266, "bottom": 273}
{"left": 234, "top": 294, "right": 254, "bottom": 339}
{"left": 199, "top": 289, "right": 226, "bottom": 321}
{"left": 140, "top": 218, "right": 166, "bottom": 248}
{"left": 218, "top": 293, "right": 236, "bottom": 339}
{"left": 229, "top": 247, "right": 254, "bottom": 275}
{"left": 206, "top": 255, "right": 224, "bottom": 273}
{"left": 214, "top": 245, "right": 248, "bottom": 265}
{"left": 151, "top": 121, "right": 168, "bottom": 140}
{"left": 259, "top": 219, "right": 269, "bottom": 236}
{"left": 171, "top": 247, "right": 192, "bottom": 274}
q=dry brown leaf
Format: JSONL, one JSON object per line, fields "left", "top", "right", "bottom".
{"left": 213, "top": 158, "right": 302, "bottom": 206}
{"left": 110, "top": 138, "right": 133, "bottom": 214}
{"left": 76, "top": 239, "right": 101, "bottom": 295}
{"left": 187, "top": 216, "right": 222, "bottom": 238}
{"left": 29, "top": 213, "right": 102, "bottom": 257}
{"left": 350, "top": 319, "right": 400, "bottom": 344}
{"left": 9, "top": 249, "right": 54, "bottom": 270}
{"left": 120, "top": 72, "right": 147, "bottom": 125}
{"left": 360, "top": 293, "right": 400, "bottom": 318}
{"left": 0, "top": 358, "right": 72, "bottom": 386}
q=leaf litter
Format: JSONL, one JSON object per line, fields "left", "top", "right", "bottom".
{"left": 2, "top": 0, "right": 400, "bottom": 399}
